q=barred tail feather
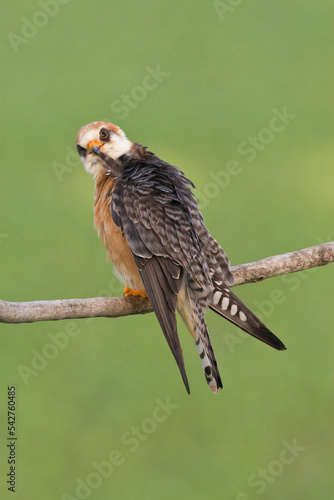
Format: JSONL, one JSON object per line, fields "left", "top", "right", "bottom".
{"left": 177, "top": 283, "right": 223, "bottom": 393}
{"left": 193, "top": 321, "right": 223, "bottom": 393}
{"left": 209, "top": 286, "right": 286, "bottom": 351}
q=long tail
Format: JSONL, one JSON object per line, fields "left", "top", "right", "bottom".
{"left": 193, "top": 314, "right": 223, "bottom": 393}
{"left": 178, "top": 283, "right": 223, "bottom": 393}
{"left": 209, "top": 286, "right": 286, "bottom": 350}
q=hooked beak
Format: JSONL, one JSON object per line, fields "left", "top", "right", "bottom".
{"left": 87, "top": 140, "right": 103, "bottom": 155}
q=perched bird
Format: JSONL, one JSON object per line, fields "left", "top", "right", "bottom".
{"left": 76, "top": 121, "right": 286, "bottom": 394}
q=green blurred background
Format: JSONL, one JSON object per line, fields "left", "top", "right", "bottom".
{"left": 0, "top": 1, "right": 333, "bottom": 499}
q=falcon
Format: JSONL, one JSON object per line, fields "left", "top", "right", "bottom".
{"left": 76, "top": 121, "right": 286, "bottom": 394}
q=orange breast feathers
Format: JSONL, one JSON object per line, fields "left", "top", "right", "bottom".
{"left": 93, "top": 174, "right": 145, "bottom": 291}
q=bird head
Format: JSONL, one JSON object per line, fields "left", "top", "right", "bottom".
{"left": 76, "top": 121, "right": 131, "bottom": 178}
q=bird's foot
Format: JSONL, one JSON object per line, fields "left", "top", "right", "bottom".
{"left": 123, "top": 286, "right": 148, "bottom": 299}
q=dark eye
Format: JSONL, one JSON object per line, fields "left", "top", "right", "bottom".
{"left": 76, "top": 144, "right": 87, "bottom": 157}
{"left": 99, "top": 128, "right": 110, "bottom": 141}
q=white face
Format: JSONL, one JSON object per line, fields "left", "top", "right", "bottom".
{"left": 76, "top": 121, "right": 131, "bottom": 178}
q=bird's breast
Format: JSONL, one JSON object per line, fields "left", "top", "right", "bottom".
{"left": 93, "top": 174, "right": 144, "bottom": 291}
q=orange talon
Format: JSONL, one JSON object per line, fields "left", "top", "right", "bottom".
{"left": 123, "top": 286, "right": 147, "bottom": 299}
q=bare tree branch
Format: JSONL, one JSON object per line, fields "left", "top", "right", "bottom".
{"left": 231, "top": 241, "right": 334, "bottom": 285}
{"left": 1, "top": 242, "right": 333, "bottom": 324}
{"left": 0, "top": 296, "right": 153, "bottom": 324}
